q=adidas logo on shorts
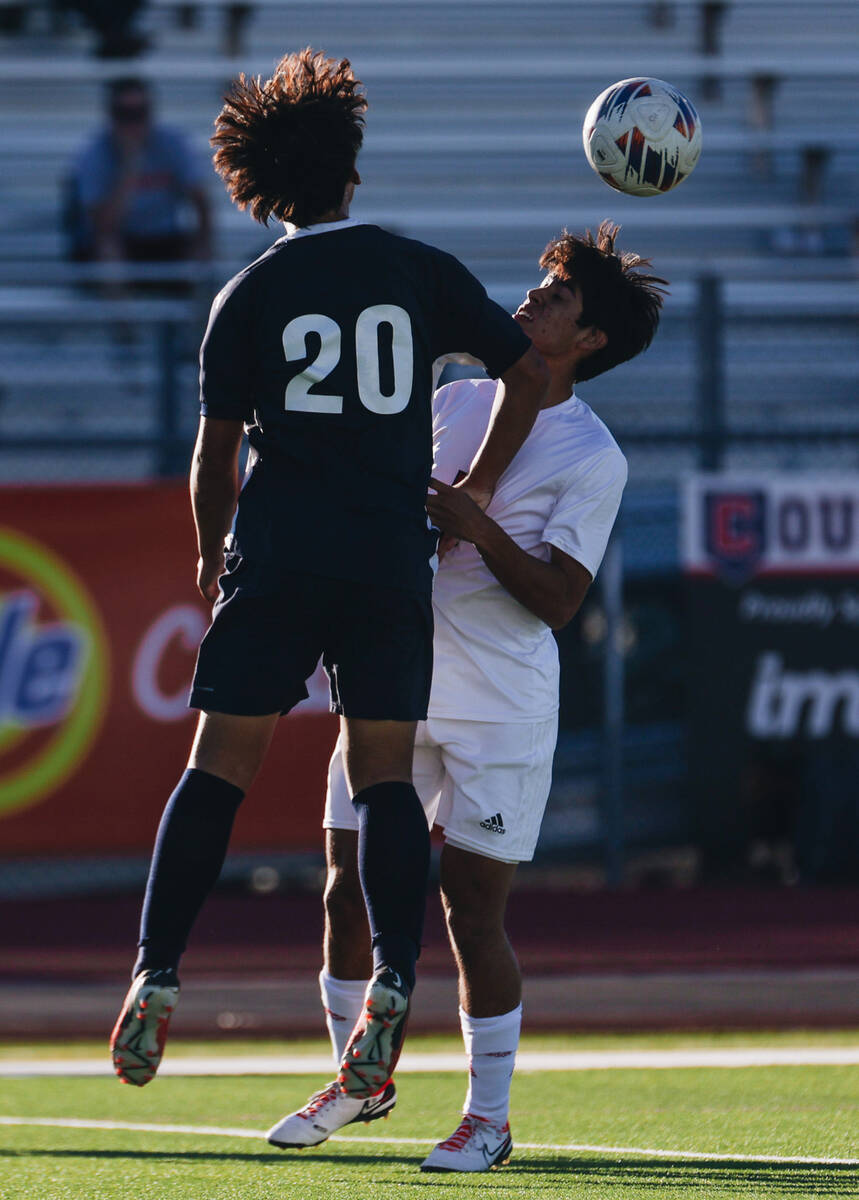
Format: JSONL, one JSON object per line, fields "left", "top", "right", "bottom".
{"left": 479, "top": 812, "right": 506, "bottom": 834}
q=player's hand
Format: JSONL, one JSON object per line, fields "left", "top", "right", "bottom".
{"left": 427, "top": 477, "right": 491, "bottom": 560}
{"left": 197, "top": 553, "right": 224, "bottom": 603}
{"left": 452, "top": 475, "right": 493, "bottom": 513}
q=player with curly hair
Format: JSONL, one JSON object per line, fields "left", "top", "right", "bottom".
{"left": 266, "top": 222, "right": 667, "bottom": 1171}
{"left": 110, "top": 49, "right": 548, "bottom": 1098}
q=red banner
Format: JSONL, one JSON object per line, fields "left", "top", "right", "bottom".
{"left": 0, "top": 484, "right": 338, "bottom": 854}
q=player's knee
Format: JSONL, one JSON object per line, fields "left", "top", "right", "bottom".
{"left": 341, "top": 718, "right": 416, "bottom": 795}
{"left": 442, "top": 892, "right": 503, "bottom": 957}
{"left": 323, "top": 863, "right": 366, "bottom": 935}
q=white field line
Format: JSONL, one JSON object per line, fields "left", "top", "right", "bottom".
{"left": 1, "top": 1116, "right": 857, "bottom": 1167}
{"left": 3, "top": 1046, "right": 859, "bottom": 1077}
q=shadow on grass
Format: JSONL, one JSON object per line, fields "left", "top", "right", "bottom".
{"left": 499, "top": 1156, "right": 859, "bottom": 1196}
{"left": 3, "top": 1148, "right": 857, "bottom": 1193}
{"left": 0, "top": 1148, "right": 406, "bottom": 1167}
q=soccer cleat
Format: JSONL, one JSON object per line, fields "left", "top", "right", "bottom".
{"left": 420, "top": 1113, "right": 513, "bottom": 1173}
{"left": 337, "top": 966, "right": 411, "bottom": 1098}
{"left": 266, "top": 1078, "right": 397, "bottom": 1148}
{"left": 110, "top": 968, "right": 180, "bottom": 1086}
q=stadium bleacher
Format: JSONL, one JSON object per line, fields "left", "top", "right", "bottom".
{"left": 0, "top": 0, "right": 856, "bottom": 487}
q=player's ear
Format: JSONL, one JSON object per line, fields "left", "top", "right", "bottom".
{"left": 580, "top": 326, "right": 607, "bottom": 353}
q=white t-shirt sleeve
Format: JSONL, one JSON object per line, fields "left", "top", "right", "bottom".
{"left": 431, "top": 380, "right": 457, "bottom": 430}
{"left": 542, "top": 448, "right": 628, "bottom": 579}
{"left": 431, "top": 379, "right": 487, "bottom": 484}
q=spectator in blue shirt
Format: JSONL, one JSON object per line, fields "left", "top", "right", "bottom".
{"left": 69, "top": 78, "right": 212, "bottom": 272}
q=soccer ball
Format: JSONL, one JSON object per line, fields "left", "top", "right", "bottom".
{"left": 582, "top": 77, "right": 702, "bottom": 196}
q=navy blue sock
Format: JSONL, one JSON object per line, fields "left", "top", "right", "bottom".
{"left": 133, "top": 768, "right": 244, "bottom": 978}
{"left": 352, "top": 780, "right": 430, "bottom": 992}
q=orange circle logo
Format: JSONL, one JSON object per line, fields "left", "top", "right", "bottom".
{"left": 0, "top": 528, "right": 109, "bottom": 817}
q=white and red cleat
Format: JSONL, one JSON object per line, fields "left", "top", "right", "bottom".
{"left": 266, "top": 1079, "right": 397, "bottom": 1148}
{"left": 110, "top": 968, "right": 179, "bottom": 1086}
{"left": 420, "top": 1113, "right": 513, "bottom": 1173}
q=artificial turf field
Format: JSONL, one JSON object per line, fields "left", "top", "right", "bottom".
{"left": 1, "top": 1032, "right": 858, "bottom": 1199}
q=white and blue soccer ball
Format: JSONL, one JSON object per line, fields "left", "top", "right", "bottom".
{"left": 582, "top": 77, "right": 702, "bottom": 196}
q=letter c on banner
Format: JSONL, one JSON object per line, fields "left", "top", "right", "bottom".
{"left": 132, "top": 605, "right": 208, "bottom": 722}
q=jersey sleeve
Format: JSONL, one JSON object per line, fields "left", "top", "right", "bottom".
{"left": 433, "top": 252, "right": 531, "bottom": 379}
{"left": 199, "top": 277, "right": 255, "bottom": 422}
{"left": 542, "top": 448, "right": 628, "bottom": 579}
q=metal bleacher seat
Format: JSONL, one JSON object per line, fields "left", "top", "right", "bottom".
{"left": 0, "top": 0, "right": 856, "bottom": 484}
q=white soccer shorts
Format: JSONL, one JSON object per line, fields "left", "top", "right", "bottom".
{"left": 323, "top": 713, "right": 558, "bottom": 864}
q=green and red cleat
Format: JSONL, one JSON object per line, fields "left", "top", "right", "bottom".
{"left": 110, "top": 968, "right": 180, "bottom": 1086}
{"left": 337, "top": 967, "right": 411, "bottom": 1098}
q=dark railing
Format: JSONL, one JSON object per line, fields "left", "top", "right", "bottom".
{"left": 2, "top": 275, "right": 856, "bottom": 480}
{"left": 1, "top": 274, "right": 856, "bottom": 883}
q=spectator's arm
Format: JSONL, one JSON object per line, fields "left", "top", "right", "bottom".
{"left": 89, "top": 166, "right": 138, "bottom": 258}
{"left": 188, "top": 184, "right": 213, "bottom": 261}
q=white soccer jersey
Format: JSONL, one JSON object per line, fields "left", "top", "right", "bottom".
{"left": 429, "top": 376, "right": 628, "bottom": 723}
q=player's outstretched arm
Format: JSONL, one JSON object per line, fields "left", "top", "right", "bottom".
{"left": 190, "top": 415, "right": 244, "bottom": 602}
{"left": 456, "top": 345, "right": 548, "bottom": 510}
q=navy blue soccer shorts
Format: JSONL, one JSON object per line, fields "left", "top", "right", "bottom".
{"left": 188, "top": 554, "right": 433, "bottom": 721}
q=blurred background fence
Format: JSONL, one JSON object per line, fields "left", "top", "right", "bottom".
{"left": 0, "top": 0, "right": 857, "bottom": 905}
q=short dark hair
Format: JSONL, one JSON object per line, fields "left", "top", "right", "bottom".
{"left": 211, "top": 48, "right": 367, "bottom": 227}
{"left": 539, "top": 221, "right": 668, "bottom": 382}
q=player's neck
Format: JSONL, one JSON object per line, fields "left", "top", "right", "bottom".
{"left": 314, "top": 206, "right": 350, "bottom": 223}
{"left": 313, "top": 191, "right": 353, "bottom": 224}
{"left": 540, "top": 370, "right": 577, "bottom": 410}
{"left": 284, "top": 199, "right": 352, "bottom": 235}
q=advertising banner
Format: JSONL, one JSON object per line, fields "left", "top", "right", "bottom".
{"left": 682, "top": 475, "right": 859, "bottom": 879}
{"left": 0, "top": 484, "right": 337, "bottom": 855}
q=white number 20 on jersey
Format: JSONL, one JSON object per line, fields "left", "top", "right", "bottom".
{"left": 283, "top": 305, "right": 414, "bottom": 415}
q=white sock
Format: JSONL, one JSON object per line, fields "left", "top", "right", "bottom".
{"left": 319, "top": 970, "right": 368, "bottom": 1065}
{"left": 460, "top": 1004, "right": 522, "bottom": 1126}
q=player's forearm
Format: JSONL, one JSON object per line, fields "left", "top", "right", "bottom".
{"left": 190, "top": 452, "right": 240, "bottom": 560}
{"left": 461, "top": 349, "right": 549, "bottom": 501}
{"left": 473, "top": 517, "right": 575, "bottom": 630}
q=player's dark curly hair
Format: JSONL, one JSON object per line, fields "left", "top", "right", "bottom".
{"left": 211, "top": 48, "right": 367, "bottom": 227}
{"left": 540, "top": 220, "right": 668, "bottom": 382}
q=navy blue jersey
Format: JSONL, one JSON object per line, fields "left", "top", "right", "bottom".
{"left": 199, "top": 221, "right": 530, "bottom": 593}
